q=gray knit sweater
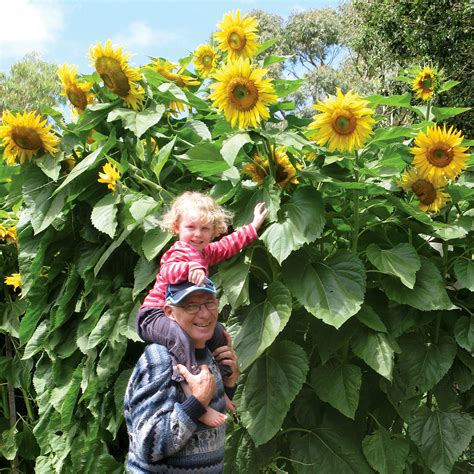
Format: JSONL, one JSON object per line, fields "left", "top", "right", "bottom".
{"left": 124, "top": 344, "right": 226, "bottom": 473}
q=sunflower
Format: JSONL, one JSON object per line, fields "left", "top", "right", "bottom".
{"left": 214, "top": 10, "right": 260, "bottom": 61}
{"left": 412, "top": 66, "right": 438, "bottom": 101}
{"left": 411, "top": 124, "right": 468, "bottom": 180}
{"left": 398, "top": 167, "right": 450, "bottom": 214}
{"left": 193, "top": 44, "right": 219, "bottom": 78}
{"left": 0, "top": 111, "right": 59, "bottom": 165}
{"left": 57, "top": 64, "right": 95, "bottom": 113}
{"left": 0, "top": 225, "right": 17, "bottom": 244}
{"left": 209, "top": 58, "right": 277, "bottom": 129}
{"left": 4, "top": 273, "right": 21, "bottom": 292}
{"left": 308, "top": 88, "right": 375, "bottom": 153}
{"left": 98, "top": 162, "right": 121, "bottom": 191}
{"left": 243, "top": 147, "right": 299, "bottom": 188}
{"left": 89, "top": 40, "right": 144, "bottom": 111}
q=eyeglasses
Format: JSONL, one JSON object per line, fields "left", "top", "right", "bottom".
{"left": 172, "top": 301, "right": 218, "bottom": 314}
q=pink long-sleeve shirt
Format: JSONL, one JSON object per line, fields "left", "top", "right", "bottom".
{"left": 141, "top": 224, "right": 258, "bottom": 308}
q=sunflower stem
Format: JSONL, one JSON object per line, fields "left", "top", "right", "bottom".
{"left": 426, "top": 100, "right": 432, "bottom": 121}
{"left": 351, "top": 151, "right": 360, "bottom": 255}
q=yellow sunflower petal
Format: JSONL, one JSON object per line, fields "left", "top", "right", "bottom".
{"left": 97, "top": 162, "right": 121, "bottom": 191}
{"left": 193, "top": 44, "right": 219, "bottom": 78}
{"left": 57, "top": 64, "right": 95, "bottom": 113}
{"left": 412, "top": 66, "right": 439, "bottom": 101}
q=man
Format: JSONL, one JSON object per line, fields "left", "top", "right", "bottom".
{"left": 124, "top": 278, "right": 239, "bottom": 473}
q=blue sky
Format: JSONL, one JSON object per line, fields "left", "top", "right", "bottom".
{"left": 1, "top": 0, "right": 341, "bottom": 74}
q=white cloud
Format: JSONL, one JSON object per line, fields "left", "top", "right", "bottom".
{"left": 112, "top": 21, "right": 181, "bottom": 53}
{"left": 0, "top": 0, "right": 63, "bottom": 61}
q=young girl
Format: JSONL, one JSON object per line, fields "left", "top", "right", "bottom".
{"left": 137, "top": 191, "right": 267, "bottom": 426}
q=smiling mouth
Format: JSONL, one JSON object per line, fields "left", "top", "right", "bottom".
{"left": 194, "top": 322, "right": 211, "bottom": 328}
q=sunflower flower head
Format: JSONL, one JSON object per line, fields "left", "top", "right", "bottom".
{"left": 193, "top": 44, "right": 219, "bottom": 78}
{"left": 89, "top": 40, "right": 144, "bottom": 111}
{"left": 209, "top": 58, "right": 277, "bottom": 129}
{"left": 98, "top": 162, "right": 121, "bottom": 191}
{"left": 308, "top": 88, "right": 375, "bottom": 153}
{"left": 0, "top": 111, "right": 60, "bottom": 165}
{"left": 57, "top": 64, "right": 95, "bottom": 113}
{"left": 412, "top": 66, "right": 439, "bottom": 101}
{"left": 0, "top": 226, "right": 17, "bottom": 244}
{"left": 243, "top": 147, "right": 299, "bottom": 188}
{"left": 214, "top": 10, "right": 260, "bottom": 61}
{"left": 411, "top": 124, "right": 469, "bottom": 181}
{"left": 398, "top": 167, "right": 450, "bottom": 214}
{"left": 4, "top": 273, "right": 21, "bottom": 292}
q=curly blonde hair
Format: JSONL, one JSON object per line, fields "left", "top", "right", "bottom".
{"left": 161, "top": 192, "right": 233, "bottom": 236}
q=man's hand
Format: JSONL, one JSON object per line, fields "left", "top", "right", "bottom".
{"left": 176, "top": 364, "right": 216, "bottom": 407}
{"left": 251, "top": 202, "right": 268, "bottom": 231}
{"left": 188, "top": 268, "right": 206, "bottom": 286}
{"left": 213, "top": 331, "right": 240, "bottom": 387}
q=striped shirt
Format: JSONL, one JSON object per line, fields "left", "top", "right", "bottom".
{"left": 141, "top": 224, "right": 257, "bottom": 308}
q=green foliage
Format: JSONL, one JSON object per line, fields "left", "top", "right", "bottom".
{"left": 0, "top": 9, "right": 473, "bottom": 474}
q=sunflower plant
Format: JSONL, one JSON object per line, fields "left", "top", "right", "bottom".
{"left": 0, "top": 12, "right": 473, "bottom": 474}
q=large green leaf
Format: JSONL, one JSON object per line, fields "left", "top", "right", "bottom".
{"left": 284, "top": 251, "right": 366, "bottom": 329}
{"left": 310, "top": 360, "right": 361, "bottom": 419}
{"left": 362, "top": 428, "right": 409, "bottom": 474}
{"left": 22, "top": 321, "right": 49, "bottom": 360}
{"left": 408, "top": 407, "right": 474, "bottom": 474}
{"left": 289, "top": 412, "right": 373, "bottom": 474}
{"left": 177, "top": 142, "right": 230, "bottom": 177}
{"left": 35, "top": 153, "right": 61, "bottom": 181}
{"left": 90, "top": 193, "right": 118, "bottom": 238}
{"left": 453, "top": 258, "right": 474, "bottom": 291}
{"left": 142, "top": 228, "right": 172, "bottom": 261}
{"left": 431, "top": 106, "right": 471, "bottom": 121}
{"left": 261, "top": 186, "right": 325, "bottom": 263}
{"left": 22, "top": 166, "right": 67, "bottom": 235}
{"left": 151, "top": 136, "right": 176, "bottom": 182}
{"left": 366, "top": 243, "right": 420, "bottom": 289}
{"left": 133, "top": 257, "right": 157, "bottom": 299}
{"left": 351, "top": 329, "right": 395, "bottom": 381}
{"left": 382, "top": 257, "right": 453, "bottom": 311}
{"left": 217, "top": 254, "right": 252, "bottom": 309}
{"left": 355, "top": 305, "right": 387, "bottom": 333}
{"left": 454, "top": 316, "right": 474, "bottom": 353}
{"left": 220, "top": 133, "right": 252, "bottom": 166}
{"left": 234, "top": 282, "right": 292, "bottom": 371}
{"left": 107, "top": 103, "right": 165, "bottom": 137}
{"left": 273, "top": 79, "right": 305, "bottom": 98}
{"left": 398, "top": 333, "right": 457, "bottom": 393}
{"left": 239, "top": 340, "right": 308, "bottom": 446}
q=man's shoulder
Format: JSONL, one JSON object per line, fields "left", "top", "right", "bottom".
{"left": 136, "top": 344, "right": 173, "bottom": 377}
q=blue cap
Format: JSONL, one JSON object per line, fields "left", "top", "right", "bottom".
{"left": 165, "top": 277, "right": 217, "bottom": 305}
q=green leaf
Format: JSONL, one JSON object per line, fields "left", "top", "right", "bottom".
{"left": 221, "top": 133, "right": 252, "bottom": 166}
{"left": 382, "top": 257, "right": 454, "bottom": 311}
{"left": 355, "top": 305, "right": 387, "bottom": 333}
{"left": 177, "top": 142, "right": 230, "bottom": 177}
{"left": 454, "top": 316, "right": 474, "bottom": 353}
{"left": 133, "top": 257, "right": 157, "bottom": 299}
{"left": 273, "top": 79, "right": 305, "bottom": 98}
{"left": 0, "top": 425, "right": 18, "bottom": 461}
{"left": 409, "top": 407, "right": 474, "bottom": 474}
{"left": 158, "top": 82, "right": 188, "bottom": 103}
{"left": 74, "top": 102, "right": 117, "bottom": 133}
{"left": 90, "top": 193, "right": 118, "bottom": 238}
{"left": 366, "top": 93, "right": 412, "bottom": 108}
{"left": 453, "top": 258, "right": 474, "bottom": 291}
{"left": 366, "top": 243, "right": 420, "bottom": 289}
{"left": 239, "top": 340, "right": 308, "bottom": 446}
{"left": 368, "top": 126, "right": 414, "bottom": 144}
{"left": 432, "top": 106, "right": 471, "bottom": 121}
{"left": 311, "top": 360, "right": 361, "bottom": 419}
{"left": 289, "top": 412, "right": 373, "bottom": 474}
{"left": 151, "top": 136, "right": 176, "bottom": 183}
{"left": 94, "top": 229, "right": 130, "bottom": 276}
{"left": 351, "top": 329, "right": 395, "bottom": 381}
{"left": 107, "top": 103, "right": 165, "bottom": 137}
{"left": 398, "top": 333, "right": 457, "bottom": 393}
{"left": 256, "top": 38, "right": 279, "bottom": 56}
{"left": 183, "top": 120, "right": 211, "bottom": 141}
{"left": 261, "top": 186, "right": 325, "bottom": 263}
{"left": 362, "top": 428, "right": 409, "bottom": 474}
{"left": 234, "top": 282, "right": 292, "bottom": 371}
{"left": 217, "top": 254, "right": 251, "bottom": 309}
{"left": 22, "top": 166, "right": 67, "bottom": 235}
{"left": 22, "top": 321, "right": 49, "bottom": 360}
{"left": 432, "top": 218, "right": 471, "bottom": 241}
{"left": 263, "top": 55, "right": 290, "bottom": 67}
{"left": 142, "top": 228, "right": 172, "bottom": 261}
{"left": 35, "top": 153, "right": 61, "bottom": 181}
{"left": 284, "top": 251, "right": 366, "bottom": 329}
{"left": 437, "top": 80, "right": 460, "bottom": 93}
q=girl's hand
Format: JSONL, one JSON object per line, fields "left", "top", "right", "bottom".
{"left": 188, "top": 268, "right": 206, "bottom": 286}
{"left": 251, "top": 202, "right": 268, "bottom": 231}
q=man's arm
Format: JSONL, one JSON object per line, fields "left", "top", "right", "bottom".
{"left": 124, "top": 345, "right": 205, "bottom": 464}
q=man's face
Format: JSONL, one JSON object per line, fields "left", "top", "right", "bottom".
{"left": 165, "top": 290, "right": 218, "bottom": 348}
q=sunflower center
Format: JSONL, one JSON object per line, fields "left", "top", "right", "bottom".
{"left": 421, "top": 77, "right": 433, "bottom": 90}
{"left": 228, "top": 29, "right": 246, "bottom": 51}
{"left": 428, "top": 144, "right": 453, "bottom": 168}
{"left": 228, "top": 78, "right": 259, "bottom": 111}
{"left": 202, "top": 55, "right": 213, "bottom": 67}
{"left": 12, "top": 127, "right": 43, "bottom": 150}
{"left": 331, "top": 110, "right": 357, "bottom": 135}
{"left": 412, "top": 179, "right": 436, "bottom": 205}
{"left": 95, "top": 57, "right": 130, "bottom": 97}
{"left": 67, "top": 86, "right": 88, "bottom": 110}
